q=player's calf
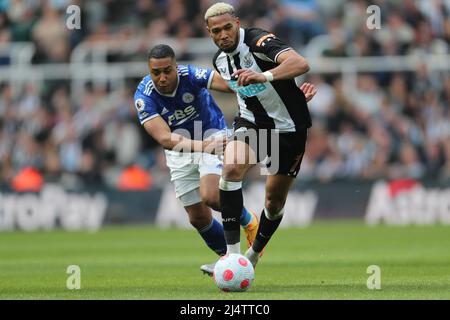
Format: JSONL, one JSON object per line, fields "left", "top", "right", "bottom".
{"left": 265, "top": 194, "right": 288, "bottom": 218}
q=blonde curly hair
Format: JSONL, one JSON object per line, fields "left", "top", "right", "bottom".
{"left": 204, "top": 2, "right": 235, "bottom": 23}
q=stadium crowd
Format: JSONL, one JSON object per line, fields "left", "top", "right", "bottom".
{"left": 0, "top": 0, "right": 449, "bottom": 190}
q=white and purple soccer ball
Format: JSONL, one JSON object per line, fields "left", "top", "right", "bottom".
{"left": 213, "top": 253, "right": 255, "bottom": 292}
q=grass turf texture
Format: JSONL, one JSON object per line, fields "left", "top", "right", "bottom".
{"left": 0, "top": 221, "right": 449, "bottom": 299}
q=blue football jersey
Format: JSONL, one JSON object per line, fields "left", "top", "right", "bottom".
{"left": 134, "top": 65, "right": 226, "bottom": 139}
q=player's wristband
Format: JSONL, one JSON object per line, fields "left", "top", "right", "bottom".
{"left": 262, "top": 71, "right": 274, "bottom": 82}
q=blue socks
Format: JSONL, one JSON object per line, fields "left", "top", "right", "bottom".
{"left": 198, "top": 207, "right": 253, "bottom": 256}
{"left": 240, "top": 207, "right": 252, "bottom": 227}
{"left": 198, "top": 218, "right": 227, "bottom": 256}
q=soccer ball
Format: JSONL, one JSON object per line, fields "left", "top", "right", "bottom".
{"left": 213, "top": 253, "right": 254, "bottom": 292}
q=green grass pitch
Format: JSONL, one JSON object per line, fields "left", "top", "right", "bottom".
{"left": 0, "top": 221, "right": 449, "bottom": 299}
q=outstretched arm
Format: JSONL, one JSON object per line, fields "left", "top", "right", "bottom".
{"left": 143, "top": 116, "right": 226, "bottom": 154}
{"left": 209, "top": 71, "right": 234, "bottom": 93}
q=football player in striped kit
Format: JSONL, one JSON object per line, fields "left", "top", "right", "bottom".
{"left": 204, "top": 2, "right": 316, "bottom": 268}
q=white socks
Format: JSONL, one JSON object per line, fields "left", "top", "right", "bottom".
{"left": 264, "top": 207, "right": 284, "bottom": 220}
{"left": 227, "top": 243, "right": 241, "bottom": 254}
{"left": 219, "top": 178, "right": 242, "bottom": 191}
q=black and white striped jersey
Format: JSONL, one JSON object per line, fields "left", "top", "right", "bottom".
{"left": 212, "top": 27, "right": 312, "bottom": 132}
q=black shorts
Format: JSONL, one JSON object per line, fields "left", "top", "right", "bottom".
{"left": 231, "top": 118, "right": 307, "bottom": 178}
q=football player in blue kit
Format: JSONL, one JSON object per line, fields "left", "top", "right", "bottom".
{"left": 133, "top": 44, "right": 317, "bottom": 275}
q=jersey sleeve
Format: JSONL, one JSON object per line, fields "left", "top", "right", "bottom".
{"left": 188, "top": 65, "right": 215, "bottom": 90}
{"left": 133, "top": 90, "right": 160, "bottom": 125}
{"left": 247, "top": 28, "right": 292, "bottom": 63}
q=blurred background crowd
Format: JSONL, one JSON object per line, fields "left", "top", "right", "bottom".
{"left": 0, "top": 0, "right": 449, "bottom": 191}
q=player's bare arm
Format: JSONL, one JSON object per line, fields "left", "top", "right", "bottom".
{"left": 232, "top": 50, "right": 310, "bottom": 86}
{"left": 143, "top": 116, "right": 226, "bottom": 155}
{"left": 209, "top": 71, "right": 234, "bottom": 93}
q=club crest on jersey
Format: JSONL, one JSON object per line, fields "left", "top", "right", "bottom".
{"left": 182, "top": 93, "right": 195, "bottom": 103}
{"left": 243, "top": 53, "right": 253, "bottom": 68}
{"left": 195, "top": 68, "right": 208, "bottom": 80}
{"left": 135, "top": 98, "right": 145, "bottom": 112}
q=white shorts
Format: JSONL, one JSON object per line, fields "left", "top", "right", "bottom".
{"left": 165, "top": 149, "right": 223, "bottom": 205}
{"left": 165, "top": 129, "right": 232, "bottom": 206}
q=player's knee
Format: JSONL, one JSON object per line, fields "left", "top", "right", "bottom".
{"left": 222, "top": 164, "right": 245, "bottom": 181}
